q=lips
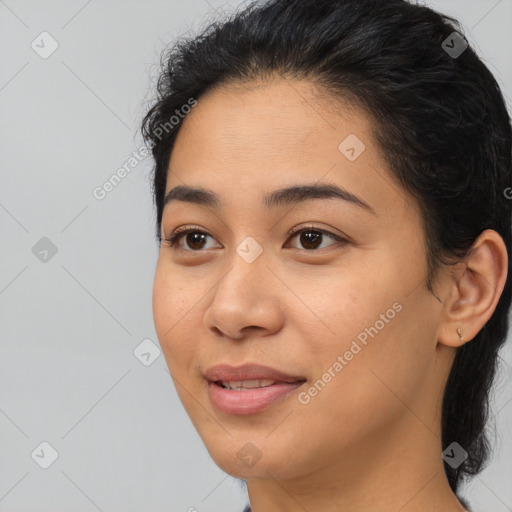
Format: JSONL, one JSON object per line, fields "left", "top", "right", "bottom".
{"left": 204, "top": 363, "right": 307, "bottom": 414}
{"left": 204, "top": 363, "right": 306, "bottom": 384}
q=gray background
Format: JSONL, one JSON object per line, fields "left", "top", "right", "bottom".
{"left": 0, "top": 0, "right": 511, "bottom": 511}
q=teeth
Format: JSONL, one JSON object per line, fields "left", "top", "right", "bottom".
{"left": 221, "top": 379, "right": 276, "bottom": 390}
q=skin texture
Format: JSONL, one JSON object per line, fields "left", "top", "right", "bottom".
{"left": 152, "top": 77, "right": 508, "bottom": 512}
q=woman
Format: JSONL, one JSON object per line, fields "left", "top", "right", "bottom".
{"left": 141, "top": 0, "right": 511, "bottom": 510}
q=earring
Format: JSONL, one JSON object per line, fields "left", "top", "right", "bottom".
{"left": 457, "top": 327, "right": 465, "bottom": 342}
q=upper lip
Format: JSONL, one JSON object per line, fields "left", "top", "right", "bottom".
{"left": 204, "top": 363, "right": 306, "bottom": 383}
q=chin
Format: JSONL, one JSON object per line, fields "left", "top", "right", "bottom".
{"left": 209, "top": 447, "right": 280, "bottom": 480}
{"left": 200, "top": 430, "right": 303, "bottom": 481}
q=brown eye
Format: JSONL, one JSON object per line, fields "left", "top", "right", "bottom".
{"left": 183, "top": 232, "right": 208, "bottom": 250}
{"left": 163, "top": 228, "right": 220, "bottom": 251}
{"left": 287, "top": 227, "right": 346, "bottom": 251}
{"left": 297, "top": 230, "right": 323, "bottom": 250}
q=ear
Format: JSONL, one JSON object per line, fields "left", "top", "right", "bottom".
{"left": 437, "top": 229, "right": 509, "bottom": 348}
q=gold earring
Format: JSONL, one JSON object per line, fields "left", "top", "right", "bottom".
{"left": 457, "top": 328, "right": 465, "bottom": 342}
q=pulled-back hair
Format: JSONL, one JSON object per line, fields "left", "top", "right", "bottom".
{"left": 141, "top": 0, "right": 512, "bottom": 494}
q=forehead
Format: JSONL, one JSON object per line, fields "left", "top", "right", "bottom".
{"left": 173, "top": 77, "right": 362, "bottom": 154}
{"left": 165, "top": 77, "right": 414, "bottom": 226}
{"left": 169, "top": 79, "right": 369, "bottom": 177}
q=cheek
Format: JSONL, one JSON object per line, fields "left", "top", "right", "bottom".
{"left": 295, "top": 262, "right": 433, "bottom": 413}
{"left": 152, "top": 262, "right": 197, "bottom": 372}
{"left": 293, "top": 267, "right": 394, "bottom": 359}
{"left": 310, "top": 297, "right": 434, "bottom": 423}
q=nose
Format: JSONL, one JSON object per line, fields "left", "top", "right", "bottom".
{"left": 203, "top": 249, "right": 285, "bottom": 341}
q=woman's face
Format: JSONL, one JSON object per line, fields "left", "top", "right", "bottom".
{"left": 152, "top": 78, "right": 453, "bottom": 482}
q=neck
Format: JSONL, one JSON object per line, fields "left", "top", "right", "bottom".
{"left": 246, "top": 411, "right": 467, "bottom": 512}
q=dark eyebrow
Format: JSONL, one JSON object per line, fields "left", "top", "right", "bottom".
{"left": 163, "top": 183, "right": 376, "bottom": 214}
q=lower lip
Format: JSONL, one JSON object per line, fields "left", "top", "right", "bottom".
{"left": 207, "top": 380, "right": 306, "bottom": 415}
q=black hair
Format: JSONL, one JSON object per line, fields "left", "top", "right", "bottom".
{"left": 141, "top": 0, "right": 512, "bottom": 496}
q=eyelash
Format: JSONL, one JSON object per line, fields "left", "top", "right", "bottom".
{"left": 162, "top": 224, "right": 348, "bottom": 251}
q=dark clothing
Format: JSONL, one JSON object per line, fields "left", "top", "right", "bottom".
{"left": 243, "top": 496, "right": 472, "bottom": 511}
